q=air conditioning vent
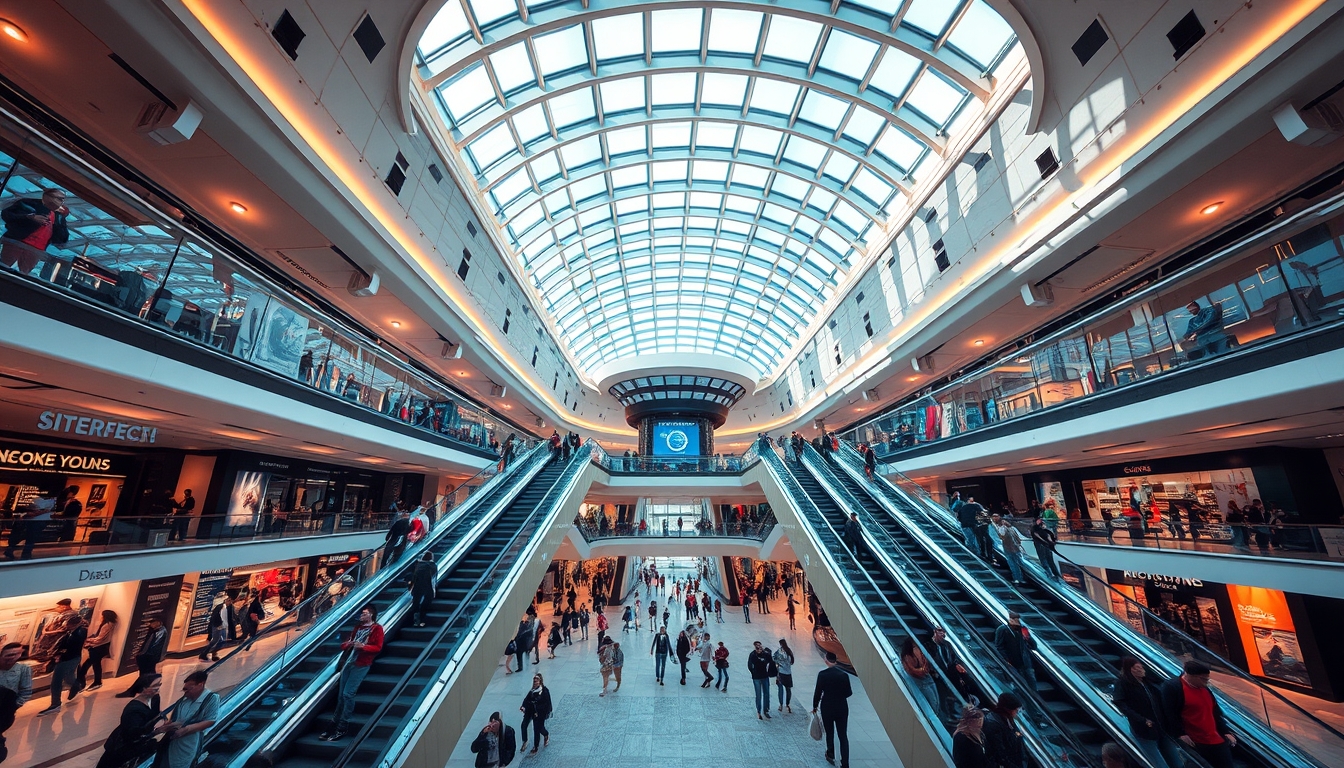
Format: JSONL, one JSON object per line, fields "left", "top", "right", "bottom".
{"left": 1167, "top": 11, "right": 1205, "bottom": 60}
{"left": 271, "top": 10, "right": 305, "bottom": 60}
{"left": 1035, "top": 147, "right": 1060, "bottom": 179}
{"left": 352, "top": 14, "right": 386, "bottom": 63}
{"left": 1072, "top": 19, "right": 1109, "bottom": 66}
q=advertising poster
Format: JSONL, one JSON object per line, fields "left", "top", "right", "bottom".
{"left": 253, "top": 301, "right": 307, "bottom": 377}
{"left": 118, "top": 575, "right": 183, "bottom": 675}
{"left": 652, "top": 420, "right": 699, "bottom": 456}
{"left": 1108, "top": 585, "right": 1147, "bottom": 634}
{"left": 1252, "top": 627, "right": 1312, "bottom": 687}
{"left": 187, "top": 569, "right": 235, "bottom": 638}
{"left": 227, "top": 471, "right": 267, "bottom": 527}
{"left": 1036, "top": 481, "right": 1067, "bottom": 516}
{"left": 1226, "top": 584, "right": 1311, "bottom": 688}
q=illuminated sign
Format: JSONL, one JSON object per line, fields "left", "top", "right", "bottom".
{"left": 1122, "top": 570, "right": 1203, "bottom": 588}
{"left": 37, "top": 410, "right": 158, "bottom": 444}
{"left": 1122, "top": 465, "right": 1152, "bottom": 474}
{"left": 0, "top": 448, "right": 113, "bottom": 472}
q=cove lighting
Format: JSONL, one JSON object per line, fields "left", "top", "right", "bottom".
{"left": 1, "top": 20, "right": 28, "bottom": 43}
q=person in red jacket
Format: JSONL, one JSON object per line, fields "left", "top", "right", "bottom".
{"left": 321, "top": 606, "right": 384, "bottom": 741}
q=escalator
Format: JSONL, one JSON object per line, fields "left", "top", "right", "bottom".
{"left": 824, "top": 443, "right": 1322, "bottom": 768}
{"left": 190, "top": 447, "right": 565, "bottom": 767}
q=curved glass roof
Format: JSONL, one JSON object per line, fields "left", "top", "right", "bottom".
{"left": 416, "top": 0, "right": 1016, "bottom": 378}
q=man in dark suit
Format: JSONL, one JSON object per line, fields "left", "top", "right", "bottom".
{"left": 383, "top": 510, "right": 411, "bottom": 564}
{"left": 812, "top": 651, "right": 853, "bottom": 767}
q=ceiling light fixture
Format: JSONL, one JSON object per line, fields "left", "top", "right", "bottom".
{"left": 974, "top": 339, "right": 985, "bottom": 346}
{"left": 1, "top": 20, "right": 28, "bottom": 42}
{"left": 456, "top": 370, "right": 469, "bottom": 376}
{"left": 390, "top": 320, "right": 401, "bottom": 328}
{"left": 1200, "top": 201, "right": 1223, "bottom": 215}
{"left": 229, "top": 201, "right": 248, "bottom": 214}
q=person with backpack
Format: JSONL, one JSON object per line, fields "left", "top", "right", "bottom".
{"left": 320, "top": 606, "right": 384, "bottom": 741}
{"left": 546, "top": 622, "right": 562, "bottom": 660}
{"left": 622, "top": 604, "right": 635, "bottom": 633}
{"left": 471, "top": 711, "right": 517, "bottom": 768}
{"left": 519, "top": 673, "right": 553, "bottom": 754}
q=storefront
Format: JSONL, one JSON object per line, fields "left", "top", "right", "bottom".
{"left": 1100, "top": 568, "right": 1342, "bottom": 701}
{"left": 169, "top": 557, "right": 317, "bottom": 653}
{"left": 0, "top": 436, "right": 134, "bottom": 545}
{"left": 1024, "top": 447, "right": 1344, "bottom": 541}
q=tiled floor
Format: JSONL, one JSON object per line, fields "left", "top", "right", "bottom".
{"left": 443, "top": 560, "right": 903, "bottom": 768}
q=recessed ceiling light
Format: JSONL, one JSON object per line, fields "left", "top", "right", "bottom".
{"left": 906, "top": 376, "right": 919, "bottom": 382}
{"left": 502, "top": 404, "right": 512, "bottom": 409}
{"left": 390, "top": 320, "right": 401, "bottom": 328}
{"left": 1, "top": 20, "right": 28, "bottom": 43}
{"left": 456, "top": 370, "right": 469, "bottom": 376}
{"left": 974, "top": 339, "right": 985, "bottom": 346}
{"left": 1200, "top": 201, "right": 1223, "bottom": 215}
{"left": 229, "top": 201, "right": 248, "bottom": 214}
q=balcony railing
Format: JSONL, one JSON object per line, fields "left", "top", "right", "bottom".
{"left": 574, "top": 512, "right": 777, "bottom": 541}
{"left": 843, "top": 188, "right": 1344, "bottom": 460}
{"left": 0, "top": 105, "right": 524, "bottom": 457}
{"left": 1006, "top": 517, "right": 1344, "bottom": 565}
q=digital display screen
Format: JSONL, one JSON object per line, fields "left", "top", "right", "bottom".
{"left": 651, "top": 421, "right": 699, "bottom": 456}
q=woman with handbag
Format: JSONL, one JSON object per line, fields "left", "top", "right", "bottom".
{"left": 78, "top": 610, "right": 118, "bottom": 692}
{"left": 519, "top": 673, "right": 552, "bottom": 754}
{"left": 96, "top": 674, "right": 163, "bottom": 768}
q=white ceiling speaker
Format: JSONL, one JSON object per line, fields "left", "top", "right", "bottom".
{"left": 910, "top": 354, "right": 935, "bottom": 373}
{"left": 1273, "top": 99, "right": 1342, "bottom": 147}
{"left": 489, "top": 384, "right": 507, "bottom": 397}
{"left": 861, "top": 388, "right": 879, "bottom": 402}
{"left": 347, "top": 269, "right": 380, "bottom": 297}
{"left": 1021, "top": 282, "right": 1054, "bottom": 307}
{"left": 135, "top": 100, "right": 203, "bottom": 145}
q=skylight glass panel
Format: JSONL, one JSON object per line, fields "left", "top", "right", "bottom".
{"left": 514, "top": 202, "right": 545, "bottom": 233}
{"left": 552, "top": 217, "right": 578, "bottom": 241}
{"left": 818, "top": 30, "right": 880, "bottom": 81}
{"left": 511, "top": 104, "right": 550, "bottom": 144}
{"left": 731, "top": 165, "right": 769, "bottom": 189}
{"left": 903, "top": 0, "right": 961, "bottom": 37}
{"left": 689, "top": 192, "right": 722, "bottom": 209}
{"left": 615, "top": 196, "right": 647, "bottom": 215}
{"left": 707, "top": 9, "right": 763, "bottom": 54}
{"left": 841, "top": 107, "right": 886, "bottom": 146}
{"left": 548, "top": 88, "right": 596, "bottom": 129}
{"left": 807, "top": 187, "right": 837, "bottom": 214}
{"left": 652, "top": 160, "right": 688, "bottom": 181}
{"left": 652, "top": 191, "right": 685, "bottom": 209}
{"left": 687, "top": 216, "right": 717, "bottom": 230}
{"left": 762, "top": 16, "right": 823, "bottom": 64}
{"left": 605, "top": 126, "right": 647, "bottom": 156}
{"left": 851, "top": 168, "right": 894, "bottom": 206}
{"left": 470, "top": 0, "right": 517, "bottom": 27}
{"left": 874, "top": 126, "right": 925, "bottom": 169}
{"left": 781, "top": 136, "right": 827, "bottom": 169}
{"left": 701, "top": 73, "right": 748, "bottom": 107}
{"left": 650, "top": 9, "right": 703, "bottom": 53}
{"left": 544, "top": 188, "right": 572, "bottom": 215}
{"left": 798, "top": 91, "right": 848, "bottom": 131}
{"left": 850, "top": 0, "right": 904, "bottom": 16}
{"left": 695, "top": 122, "right": 737, "bottom": 149}
{"left": 533, "top": 25, "right": 588, "bottom": 77}
{"left": 725, "top": 195, "right": 758, "bottom": 214}
{"left": 868, "top": 50, "right": 920, "bottom": 101}
{"left": 822, "top": 153, "right": 858, "bottom": 184}
{"left": 489, "top": 42, "right": 536, "bottom": 94}
{"left": 719, "top": 221, "right": 750, "bottom": 236}
{"left": 569, "top": 175, "right": 607, "bottom": 203}
{"left": 737, "top": 126, "right": 782, "bottom": 157}
{"left": 579, "top": 206, "right": 611, "bottom": 227}
{"left": 610, "top": 165, "right": 648, "bottom": 189}
{"left": 651, "top": 122, "right": 692, "bottom": 148}
{"left": 560, "top": 136, "right": 602, "bottom": 170}
{"left": 467, "top": 123, "right": 516, "bottom": 170}
{"left": 651, "top": 73, "right": 698, "bottom": 107}
{"left": 592, "top": 14, "right": 644, "bottom": 61}
{"left": 769, "top": 174, "right": 809, "bottom": 202}
{"left": 491, "top": 169, "right": 532, "bottom": 208}
{"left": 830, "top": 200, "right": 866, "bottom": 232}
{"left": 530, "top": 151, "right": 561, "bottom": 183}
{"left": 947, "top": 1, "right": 1015, "bottom": 69}
{"left": 691, "top": 160, "right": 729, "bottom": 183}
{"left": 599, "top": 78, "right": 646, "bottom": 115}
{"left": 748, "top": 79, "right": 801, "bottom": 116}
{"left": 418, "top": 3, "right": 470, "bottom": 56}
{"left": 906, "top": 71, "right": 965, "bottom": 126}
{"left": 440, "top": 64, "right": 496, "bottom": 123}
{"left": 762, "top": 202, "right": 795, "bottom": 225}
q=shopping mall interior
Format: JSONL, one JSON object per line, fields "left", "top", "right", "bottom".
{"left": 1, "top": 1, "right": 1344, "bottom": 767}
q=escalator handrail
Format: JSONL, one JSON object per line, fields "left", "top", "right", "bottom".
{"left": 210, "top": 445, "right": 553, "bottom": 768}
{"left": 367, "top": 444, "right": 598, "bottom": 768}
{"left": 800, "top": 446, "right": 1117, "bottom": 768}
{"left": 850, "top": 444, "right": 1338, "bottom": 768}
{"left": 754, "top": 442, "right": 962, "bottom": 758}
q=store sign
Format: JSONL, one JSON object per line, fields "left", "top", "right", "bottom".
{"left": 0, "top": 447, "right": 113, "bottom": 472}
{"left": 1122, "top": 570, "right": 1204, "bottom": 588}
{"left": 37, "top": 410, "right": 158, "bottom": 443}
{"left": 78, "top": 567, "right": 115, "bottom": 582}
{"left": 1122, "top": 465, "right": 1153, "bottom": 475}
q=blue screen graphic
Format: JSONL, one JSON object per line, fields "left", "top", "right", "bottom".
{"left": 651, "top": 421, "right": 699, "bottom": 456}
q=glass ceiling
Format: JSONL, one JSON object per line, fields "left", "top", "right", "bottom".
{"left": 416, "top": 0, "right": 1016, "bottom": 378}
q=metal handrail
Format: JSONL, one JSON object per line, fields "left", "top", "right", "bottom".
{"left": 853, "top": 444, "right": 1339, "bottom": 767}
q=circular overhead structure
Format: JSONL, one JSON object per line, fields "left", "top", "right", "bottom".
{"left": 609, "top": 373, "right": 747, "bottom": 428}
{"left": 412, "top": 0, "right": 1020, "bottom": 379}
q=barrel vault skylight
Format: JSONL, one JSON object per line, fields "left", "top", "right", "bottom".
{"left": 415, "top": 0, "right": 1017, "bottom": 378}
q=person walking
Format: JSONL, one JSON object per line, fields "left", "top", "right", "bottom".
{"left": 991, "top": 514, "right": 1028, "bottom": 584}
{"left": 159, "top": 671, "right": 220, "bottom": 768}
{"left": 757, "top": 587, "right": 770, "bottom": 615}
{"left": 1159, "top": 660, "right": 1237, "bottom": 768}
{"left": 240, "top": 593, "right": 264, "bottom": 649}
{"left": 774, "top": 639, "right": 795, "bottom": 713}
{"left": 952, "top": 704, "right": 989, "bottom": 768}
{"left": 546, "top": 622, "right": 562, "bottom": 659}
{"left": 675, "top": 630, "right": 692, "bottom": 685}
{"left": 561, "top": 608, "right": 575, "bottom": 646}
{"left": 118, "top": 617, "right": 168, "bottom": 697}
{"left": 956, "top": 496, "right": 981, "bottom": 548}
{"left": 610, "top": 641, "right": 624, "bottom": 692}
{"left": 39, "top": 613, "right": 86, "bottom": 714}
{"left": 579, "top": 603, "right": 590, "bottom": 641}
{"left": 595, "top": 610, "right": 608, "bottom": 644}
{"left": 622, "top": 604, "right": 634, "bottom": 634}
{"left": 408, "top": 552, "right": 436, "bottom": 628}
{"left": 842, "top": 513, "right": 863, "bottom": 557}
{"left": 713, "top": 642, "right": 730, "bottom": 691}
{"left": 661, "top": 606, "right": 670, "bottom": 629}
{"left": 383, "top": 509, "right": 411, "bottom": 564}
{"left": 929, "top": 627, "right": 973, "bottom": 707}
{"left": 994, "top": 611, "right": 1037, "bottom": 689}
{"left": 519, "top": 673, "right": 552, "bottom": 754}
{"left": 598, "top": 637, "right": 615, "bottom": 697}
{"left": 715, "top": 598, "right": 723, "bottom": 623}
{"left": 650, "top": 624, "right": 671, "bottom": 684}
{"left": 742, "top": 595, "right": 751, "bottom": 624}
{"left": 648, "top": 601, "right": 658, "bottom": 632}
{"left": 75, "top": 609, "right": 117, "bottom": 693}
{"left": 514, "top": 613, "right": 539, "bottom": 673}
{"left": 1114, "top": 656, "right": 1181, "bottom": 768}
{"left": 470, "top": 712, "right": 517, "bottom": 768}
{"left": 320, "top": 606, "right": 384, "bottom": 741}
{"left": 899, "top": 637, "right": 940, "bottom": 714}
{"left": 813, "top": 651, "right": 852, "bottom": 768}
{"left": 863, "top": 443, "right": 877, "bottom": 478}
{"left": 748, "top": 641, "right": 777, "bottom": 719}
{"left": 0, "top": 642, "right": 33, "bottom": 761}
{"left": 198, "top": 595, "right": 238, "bottom": 662}
{"left": 1030, "top": 518, "right": 1059, "bottom": 579}
{"left": 698, "top": 632, "right": 716, "bottom": 688}
{"left": 786, "top": 595, "right": 799, "bottom": 630}
{"left": 95, "top": 675, "right": 163, "bottom": 768}
{"left": 983, "top": 693, "right": 1026, "bottom": 768}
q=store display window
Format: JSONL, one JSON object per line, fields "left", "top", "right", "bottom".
{"left": 1079, "top": 467, "right": 1272, "bottom": 541}
{"left": 0, "top": 439, "right": 128, "bottom": 545}
{"left": 1227, "top": 585, "right": 1312, "bottom": 687}
{"left": 218, "top": 452, "right": 386, "bottom": 535}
